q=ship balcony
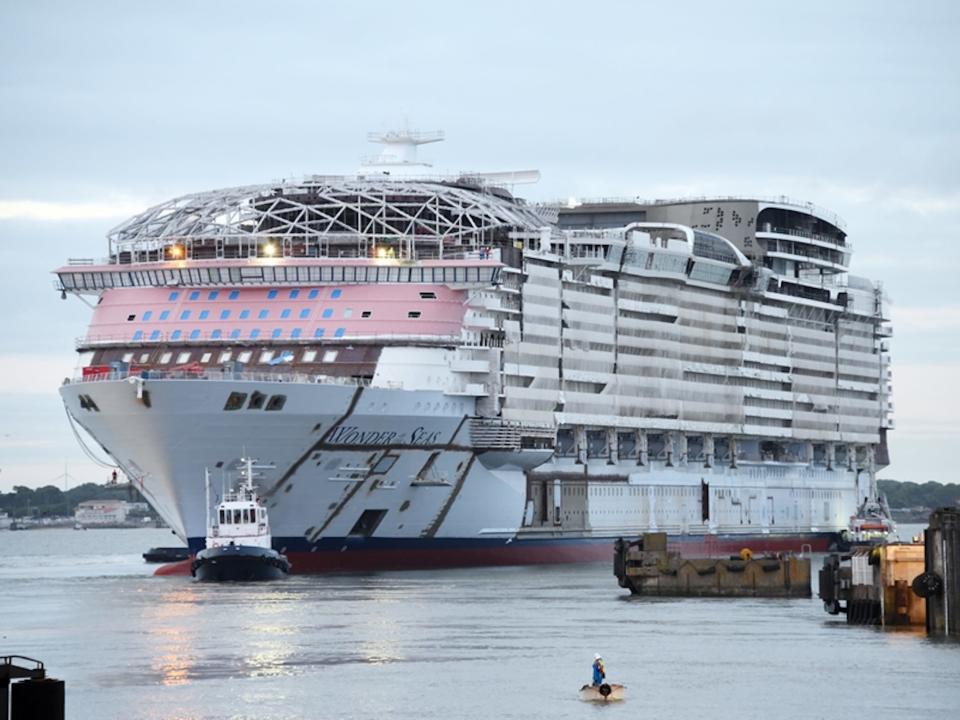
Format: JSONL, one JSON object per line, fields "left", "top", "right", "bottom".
{"left": 467, "top": 296, "right": 519, "bottom": 314}
{"left": 450, "top": 358, "right": 491, "bottom": 374}
{"left": 462, "top": 314, "right": 497, "bottom": 330}
{"left": 756, "top": 229, "right": 852, "bottom": 253}
{"left": 446, "top": 383, "right": 487, "bottom": 396}
{"left": 764, "top": 249, "right": 848, "bottom": 274}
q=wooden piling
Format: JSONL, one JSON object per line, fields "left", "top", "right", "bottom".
{"left": 923, "top": 508, "right": 960, "bottom": 637}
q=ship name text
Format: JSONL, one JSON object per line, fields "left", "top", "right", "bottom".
{"left": 327, "top": 424, "right": 444, "bottom": 446}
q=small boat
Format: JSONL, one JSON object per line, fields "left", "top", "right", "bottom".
{"left": 842, "top": 494, "right": 896, "bottom": 548}
{"left": 142, "top": 547, "right": 191, "bottom": 563}
{"left": 579, "top": 683, "right": 626, "bottom": 702}
{"left": 191, "top": 458, "right": 290, "bottom": 582}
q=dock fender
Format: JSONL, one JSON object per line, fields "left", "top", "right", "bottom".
{"left": 599, "top": 683, "right": 612, "bottom": 698}
{"left": 912, "top": 572, "right": 943, "bottom": 598}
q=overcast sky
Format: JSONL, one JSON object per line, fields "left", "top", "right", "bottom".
{"left": 1, "top": 0, "right": 958, "bottom": 492}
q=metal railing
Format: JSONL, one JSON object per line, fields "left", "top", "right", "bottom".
{"left": 757, "top": 225, "right": 850, "bottom": 249}
{"left": 69, "top": 368, "right": 387, "bottom": 388}
{"left": 550, "top": 195, "right": 847, "bottom": 230}
{"left": 76, "top": 332, "right": 464, "bottom": 348}
{"left": 87, "top": 243, "right": 506, "bottom": 267}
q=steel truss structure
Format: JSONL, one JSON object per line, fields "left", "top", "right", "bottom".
{"left": 108, "top": 178, "right": 550, "bottom": 262}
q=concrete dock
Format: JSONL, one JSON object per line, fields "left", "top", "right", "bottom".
{"left": 819, "top": 507, "right": 960, "bottom": 635}
{"left": 819, "top": 542, "right": 925, "bottom": 626}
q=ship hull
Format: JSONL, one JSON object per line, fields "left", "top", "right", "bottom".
{"left": 64, "top": 377, "right": 852, "bottom": 575}
{"left": 169, "top": 531, "right": 838, "bottom": 574}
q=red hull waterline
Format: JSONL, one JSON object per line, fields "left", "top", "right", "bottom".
{"left": 153, "top": 534, "right": 836, "bottom": 576}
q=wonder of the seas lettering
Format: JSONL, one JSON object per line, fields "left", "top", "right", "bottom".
{"left": 327, "top": 424, "right": 443, "bottom": 446}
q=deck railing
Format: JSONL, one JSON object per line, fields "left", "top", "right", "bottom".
{"left": 69, "top": 368, "right": 386, "bottom": 388}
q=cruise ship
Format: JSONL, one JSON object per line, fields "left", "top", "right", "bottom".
{"left": 55, "top": 132, "right": 894, "bottom": 570}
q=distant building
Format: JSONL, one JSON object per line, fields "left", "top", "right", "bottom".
{"left": 74, "top": 500, "right": 130, "bottom": 526}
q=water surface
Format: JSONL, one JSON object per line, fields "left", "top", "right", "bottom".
{"left": 1, "top": 527, "right": 957, "bottom": 719}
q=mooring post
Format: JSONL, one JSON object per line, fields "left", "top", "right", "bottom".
{"left": 924, "top": 508, "right": 960, "bottom": 637}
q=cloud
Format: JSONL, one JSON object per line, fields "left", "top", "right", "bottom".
{"left": 0, "top": 353, "right": 75, "bottom": 395}
{"left": 0, "top": 461, "right": 108, "bottom": 493}
{"left": 0, "top": 198, "right": 149, "bottom": 221}
{"left": 890, "top": 306, "right": 960, "bottom": 332}
{"left": 891, "top": 193, "right": 960, "bottom": 217}
{"left": 890, "top": 363, "right": 960, "bottom": 429}
{"left": 0, "top": 438, "right": 55, "bottom": 449}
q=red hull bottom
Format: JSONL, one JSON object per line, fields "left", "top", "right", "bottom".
{"left": 154, "top": 533, "right": 836, "bottom": 575}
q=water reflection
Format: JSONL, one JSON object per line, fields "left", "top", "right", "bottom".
{"left": 146, "top": 585, "right": 201, "bottom": 686}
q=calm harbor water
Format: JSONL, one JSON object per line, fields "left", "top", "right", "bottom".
{"left": 1, "top": 527, "right": 958, "bottom": 720}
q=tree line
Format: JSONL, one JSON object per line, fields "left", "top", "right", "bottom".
{"left": 878, "top": 479, "right": 960, "bottom": 510}
{"left": 0, "top": 483, "right": 148, "bottom": 518}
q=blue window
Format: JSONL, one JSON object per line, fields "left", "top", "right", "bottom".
{"left": 199, "top": 310, "right": 209, "bottom": 320}
{"left": 168, "top": 291, "right": 179, "bottom": 301}
{"left": 258, "top": 309, "right": 269, "bottom": 320}
{"left": 208, "top": 291, "right": 219, "bottom": 300}
{"left": 322, "top": 308, "right": 333, "bottom": 319}
{"left": 239, "top": 309, "right": 250, "bottom": 319}
{"left": 291, "top": 328, "right": 302, "bottom": 339}
{"left": 190, "top": 329, "right": 201, "bottom": 339}
{"left": 314, "top": 328, "right": 325, "bottom": 338}
{"left": 132, "top": 330, "right": 143, "bottom": 341}
{"left": 280, "top": 309, "right": 291, "bottom": 319}
{"left": 212, "top": 329, "right": 222, "bottom": 339}
{"left": 229, "top": 290, "right": 239, "bottom": 300}
{"left": 271, "top": 328, "right": 282, "bottom": 339}
{"left": 159, "top": 310, "right": 170, "bottom": 320}
{"left": 308, "top": 289, "right": 319, "bottom": 299}
{"left": 171, "top": 330, "right": 182, "bottom": 340}
{"left": 334, "top": 327, "right": 345, "bottom": 338}
{"left": 267, "top": 289, "right": 278, "bottom": 299}
{"left": 142, "top": 310, "right": 153, "bottom": 321}
{"left": 150, "top": 330, "right": 161, "bottom": 340}
{"left": 289, "top": 289, "right": 300, "bottom": 299}
{"left": 180, "top": 310, "right": 191, "bottom": 320}
{"left": 331, "top": 288, "right": 342, "bottom": 299}
{"left": 189, "top": 291, "right": 200, "bottom": 301}
{"left": 219, "top": 310, "right": 230, "bottom": 320}
{"left": 250, "top": 329, "right": 260, "bottom": 339}
{"left": 230, "top": 329, "right": 241, "bottom": 339}
{"left": 299, "top": 309, "right": 310, "bottom": 319}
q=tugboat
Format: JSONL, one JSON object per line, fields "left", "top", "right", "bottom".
{"left": 841, "top": 483, "right": 896, "bottom": 549}
{"left": 191, "top": 458, "right": 290, "bottom": 582}
{"left": 848, "top": 501, "right": 896, "bottom": 544}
